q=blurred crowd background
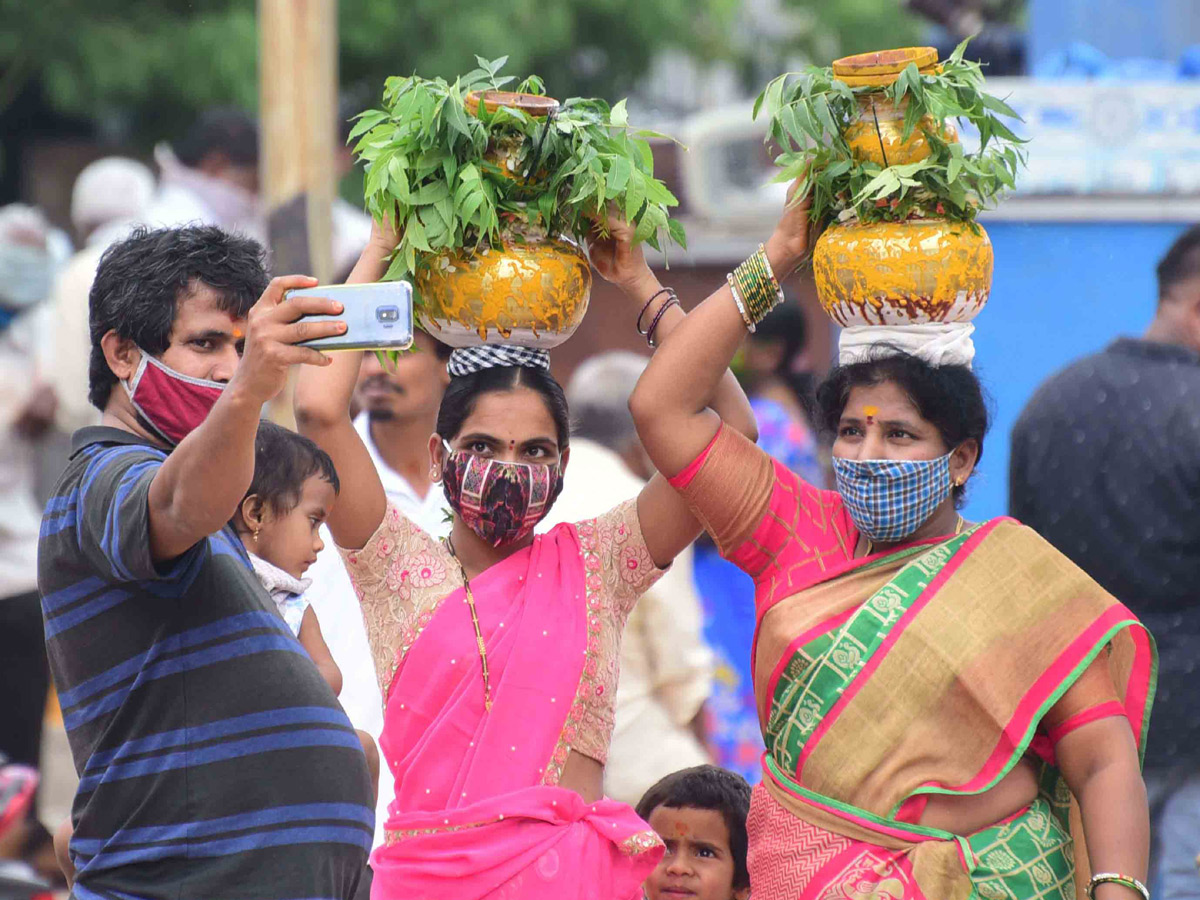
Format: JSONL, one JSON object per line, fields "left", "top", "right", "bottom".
{"left": 2, "top": 0, "right": 1200, "bottom": 893}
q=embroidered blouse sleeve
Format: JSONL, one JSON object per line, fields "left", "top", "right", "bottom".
{"left": 585, "top": 497, "right": 666, "bottom": 622}
{"left": 669, "top": 423, "right": 856, "bottom": 584}
{"left": 337, "top": 502, "right": 455, "bottom": 695}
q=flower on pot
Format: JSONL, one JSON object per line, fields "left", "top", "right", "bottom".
{"left": 350, "top": 56, "right": 686, "bottom": 288}
{"left": 753, "top": 40, "right": 1026, "bottom": 232}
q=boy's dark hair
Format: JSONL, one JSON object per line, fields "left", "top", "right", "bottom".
{"left": 247, "top": 421, "right": 340, "bottom": 516}
{"left": 88, "top": 225, "right": 268, "bottom": 411}
{"left": 175, "top": 108, "right": 259, "bottom": 168}
{"left": 636, "top": 765, "right": 752, "bottom": 890}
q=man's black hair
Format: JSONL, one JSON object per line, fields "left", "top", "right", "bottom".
{"left": 247, "top": 421, "right": 340, "bottom": 516}
{"left": 1156, "top": 224, "right": 1200, "bottom": 302}
{"left": 636, "top": 765, "right": 752, "bottom": 890}
{"left": 87, "top": 225, "right": 268, "bottom": 410}
{"left": 175, "top": 108, "right": 259, "bottom": 168}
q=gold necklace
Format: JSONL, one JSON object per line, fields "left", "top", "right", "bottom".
{"left": 444, "top": 536, "right": 493, "bottom": 712}
{"left": 863, "top": 514, "right": 964, "bottom": 558}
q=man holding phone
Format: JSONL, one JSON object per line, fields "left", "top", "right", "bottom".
{"left": 38, "top": 225, "right": 373, "bottom": 900}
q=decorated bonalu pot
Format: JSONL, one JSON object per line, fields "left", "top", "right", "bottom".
{"left": 812, "top": 219, "right": 992, "bottom": 327}
{"left": 812, "top": 48, "right": 992, "bottom": 328}
{"left": 415, "top": 90, "right": 591, "bottom": 349}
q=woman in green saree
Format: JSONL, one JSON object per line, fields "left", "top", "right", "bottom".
{"left": 589, "top": 188, "right": 1156, "bottom": 900}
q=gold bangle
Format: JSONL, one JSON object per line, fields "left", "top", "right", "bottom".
{"left": 726, "top": 274, "right": 756, "bottom": 333}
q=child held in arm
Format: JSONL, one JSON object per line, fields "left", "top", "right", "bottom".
{"left": 636, "top": 766, "right": 752, "bottom": 900}
{"left": 234, "top": 421, "right": 379, "bottom": 800}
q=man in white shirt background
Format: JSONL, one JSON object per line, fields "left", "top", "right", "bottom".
{"left": 303, "top": 331, "right": 453, "bottom": 844}
{"left": 0, "top": 206, "right": 58, "bottom": 781}
{"left": 543, "top": 351, "right": 715, "bottom": 806}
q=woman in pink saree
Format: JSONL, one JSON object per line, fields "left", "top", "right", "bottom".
{"left": 294, "top": 219, "right": 757, "bottom": 899}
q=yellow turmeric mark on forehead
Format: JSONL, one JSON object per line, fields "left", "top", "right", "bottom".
{"left": 863, "top": 405, "right": 879, "bottom": 422}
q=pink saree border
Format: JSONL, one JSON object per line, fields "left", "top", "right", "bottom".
{"left": 796, "top": 519, "right": 1005, "bottom": 773}
{"left": 797, "top": 842, "right": 928, "bottom": 900}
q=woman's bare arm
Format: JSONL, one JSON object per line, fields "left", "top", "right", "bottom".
{"left": 1056, "top": 716, "right": 1149, "bottom": 899}
{"left": 629, "top": 184, "right": 812, "bottom": 483}
{"left": 589, "top": 216, "right": 759, "bottom": 567}
{"left": 294, "top": 222, "right": 397, "bottom": 550}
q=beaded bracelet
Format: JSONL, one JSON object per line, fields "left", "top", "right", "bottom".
{"left": 1087, "top": 874, "right": 1150, "bottom": 900}
{"left": 636, "top": 287, "right": 676, "bottom": 336}
{"left": 646, "top": 298, "right": 681, "bottom": 347}
{"left": 726, "top": 274, "right": 756, "bottom": 333}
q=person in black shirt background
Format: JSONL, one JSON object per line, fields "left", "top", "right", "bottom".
{"left": 1011, "top": 226, "right": 1200, "bottom": 900}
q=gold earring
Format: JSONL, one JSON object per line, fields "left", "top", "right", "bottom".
{"left": 252, "top": 527, "right": 260, "bottom": 543}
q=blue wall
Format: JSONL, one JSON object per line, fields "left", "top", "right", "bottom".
{"left": 961, "top": 220, "right": 1187, "bottom": 522}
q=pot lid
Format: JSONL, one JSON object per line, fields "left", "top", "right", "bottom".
{"left": 465, "top": 91, "right": 560, "bottom": 118}
{"left": 832, "top": 47, "right": 939, "bottom": 87}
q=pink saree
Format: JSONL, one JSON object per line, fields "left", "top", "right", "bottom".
{"left": 367, "top": 521, "right": 662, "bottom": 900}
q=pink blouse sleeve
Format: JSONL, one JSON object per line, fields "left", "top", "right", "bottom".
{"left": 669, "top": 423, "right": 857, "bottom": 586}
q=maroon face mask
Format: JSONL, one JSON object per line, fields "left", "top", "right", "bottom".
{"left": 123, "top": 348, "right": 225, "bottom": 446}
{"left": 440, "top": 443, "right": 564, "bottom": 547}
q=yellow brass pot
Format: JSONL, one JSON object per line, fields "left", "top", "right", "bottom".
{"left": 843, "top": 95, "right": 958, "bottom": 167}
{"left": 812, "top": 220, "right": 992, "bottom": 327}
{"left": 415, "top": 232, "right": 592, "bottom": 349}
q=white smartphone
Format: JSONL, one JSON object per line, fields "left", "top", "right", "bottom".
{"left": 288, "top": 281, "right": 414, "bottom": 351}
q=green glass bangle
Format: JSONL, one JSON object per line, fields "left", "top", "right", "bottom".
{"left": 732, "top": 258, "right": 772, "bottom": 323}
{"left": 1087, "top": 874, "right": 1150, "bottom": 900}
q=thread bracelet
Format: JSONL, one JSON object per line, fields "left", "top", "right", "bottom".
{"left": 636, "top": 287, "right": 676, "bottom": 336}
{"left": 646, "top": 298, "right": 680, "bottom": 347}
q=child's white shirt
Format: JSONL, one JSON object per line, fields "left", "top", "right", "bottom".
{"left": 249, "top": 553, "right": 312, "bottom": 638}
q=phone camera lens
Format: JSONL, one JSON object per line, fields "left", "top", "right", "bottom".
{"left": 376, "top": 305, "right": 400, "bottom": 323}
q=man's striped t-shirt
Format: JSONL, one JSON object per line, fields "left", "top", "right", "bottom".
{"left": 39, "top": 427, "right": 373, "bottom": 900}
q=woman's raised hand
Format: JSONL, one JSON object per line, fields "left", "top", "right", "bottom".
{"left": 586, "top": 209, "right": 658, "bottom": 298}
{"left": 765, "top": 178, "right": 814, "bottom": 279}
{"left": 369, "top": 209, "right": 402, "bottom": 255}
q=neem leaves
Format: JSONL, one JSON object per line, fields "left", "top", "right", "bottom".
{"left": 353, "top": 58, "right": 685, "bottom": 283}
{"left": 755, "top": 39, "right": 1026, "bottom": 229}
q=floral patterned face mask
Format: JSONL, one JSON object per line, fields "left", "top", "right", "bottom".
{"left": 440, "top": 441, "right": 564, "bottom": 547}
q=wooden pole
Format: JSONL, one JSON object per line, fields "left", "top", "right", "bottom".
{"left": 259, "top": 0, "right": 338, "bottom": 425}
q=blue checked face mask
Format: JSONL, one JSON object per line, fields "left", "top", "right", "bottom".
{"left": 832, "top": 452, "right": 955, "bottom": 543}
